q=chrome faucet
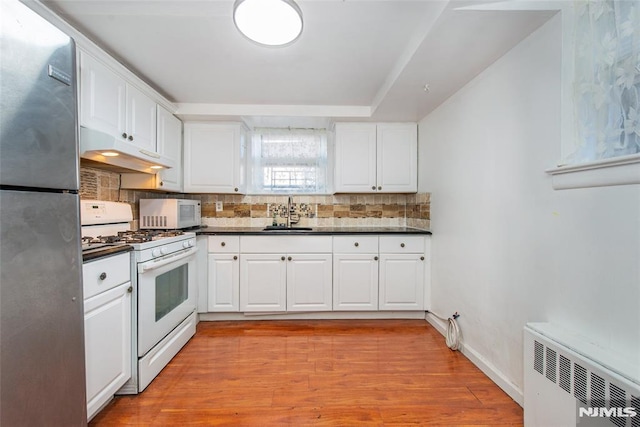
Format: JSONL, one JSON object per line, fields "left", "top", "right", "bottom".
{"left": 287, "top": 196, "right": 299, "bottom": 227}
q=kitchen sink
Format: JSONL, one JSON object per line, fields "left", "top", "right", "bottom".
{"left": 262, "top": 226, "right": 313, "bottom": 232}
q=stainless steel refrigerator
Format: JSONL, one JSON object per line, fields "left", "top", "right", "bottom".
{"left": 1, "top": 1, "right": 87, "bottom": 425}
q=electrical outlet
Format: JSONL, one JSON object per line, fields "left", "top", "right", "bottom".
{"left": 215, "top": 201, "right": 223, "bottom": 212}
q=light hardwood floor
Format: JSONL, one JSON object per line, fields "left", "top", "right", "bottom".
{"left": 90, "top": 319, "right": 523, "bottom": 426}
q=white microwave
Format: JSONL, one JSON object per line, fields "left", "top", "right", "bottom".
{"left": 139, "top": 199, "right": 201, "bottom": 230}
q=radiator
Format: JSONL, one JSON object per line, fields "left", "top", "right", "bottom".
{"left": 524, "top": 323, "right": 640, "bottom": 427}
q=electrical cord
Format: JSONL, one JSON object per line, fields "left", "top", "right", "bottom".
{"left": 426, "top": 310, "right": 461, "bottom": 351}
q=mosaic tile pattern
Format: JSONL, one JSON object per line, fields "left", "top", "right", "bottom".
{"left": 79, "top": 167, "right": 120, "bottom": 202}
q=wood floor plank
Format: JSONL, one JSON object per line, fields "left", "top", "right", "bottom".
{"left": 90, "top": 320, "right": 522, "bottom": 426}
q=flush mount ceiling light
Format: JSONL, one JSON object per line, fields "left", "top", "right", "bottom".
{"left": 233, "top": 0, "right": 303, "bottom": 47}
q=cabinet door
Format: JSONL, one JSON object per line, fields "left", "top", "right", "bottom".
{"left": 84, "top": 282, "right": 132, "bottom": 420}
{"left": 208, "top": 254, "right": 239, "bottom": 312}
{"left": 156, "top": 106, "right": 183, "bottom": 192}
{"left": 79, "top": 52, "right": 126, "bottom": 137}
{"left": 184, "top": 123, "right": 244, "bottom": 193}
{"left": 378, "top": 254, "right": 424, "bottom": 310}
{"left": 376, "top": 124, "right": 417, "bottom": 192}
{"left": 334, "top": 123, "right": 377, "bottom": 193}
{"left": 125, "top": 84, "right": 157, "bottom": 152}
{"left": 239, "top": 254, "right": 287, "bottom": 312}
{"left": 333, "top": 254, "right": 379, "bottom": 311}
{"left": 287, "top": 254, "right": 332, "bottom": 311}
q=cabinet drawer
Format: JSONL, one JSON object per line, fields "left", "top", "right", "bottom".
{"left": 333, "top": 236, "right": 378, "bottom": 253}
{"left": 240, "top": 236, "right": 332, "bottom": 253}
{"left": 208, "top": 235, "right": 239, "bottom": 253}
{"left": 83, "top": 253, "right": 131, "bottom": 299}
{"left": 379, "top": 235, "right": 425, "bottom": 253}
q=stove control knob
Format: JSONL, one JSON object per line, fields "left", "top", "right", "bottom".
{"left": 161, "top": 247, "right": 168, "bottom": 255}
{"left": 152, "top": 249, "right": 162, "bottom": 258}
{"left": 182, "top": 241, "right": 193, "bottom": 248}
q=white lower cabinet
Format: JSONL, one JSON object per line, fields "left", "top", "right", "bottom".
{"left": 239, "top": 236, "right": 333, "bottom": 312}
{"left": 208, "top": 254, "right": 240, "bottom": 312}
{"left": 333, "top": 236, "right": 379, "bottom": 310}
{"left": 240, "top": 254, "right": 287, "bottom": 312}
{"left": 205, "top": 234, "right": 429, "bottom": 315}
{"left": 333, "top": 254, "right": 379, "bottom": 310}
{"left": 82, "top": 253, "right": 132, "bottom": 421}
{"left": 239, "top": 253, "right": 332, "bottom": 312}
{"left": 287, "top": 254, "right": 332, "bottom": 311}
{"left": 378, "top": 236, "right": 426, "bottom": 310}
{"left": 207, "top": 236, "right": 240, "bottom": 312}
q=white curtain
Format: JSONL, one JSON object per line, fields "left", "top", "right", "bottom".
{"left": 570, "top": 0, "right": 640, "bottom": 163}
{"left": 248, "top": 128, "right": 328, "bottom": 194}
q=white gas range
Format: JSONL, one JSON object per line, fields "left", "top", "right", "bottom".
{"left": 80, "top": 200, "right": 197, "bottom": 393}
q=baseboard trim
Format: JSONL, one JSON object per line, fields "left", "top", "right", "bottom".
{"left": 424, "top": 313, "right": 524, "bottom": 407}
{"left": 199, "top": 311, "right": 426, "bottom": 321}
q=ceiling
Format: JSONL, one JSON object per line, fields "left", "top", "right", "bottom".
{"left": 42, "top": 0, "right": 558, "bottom": 127}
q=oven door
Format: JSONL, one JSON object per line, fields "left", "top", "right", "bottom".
{"left": 137, "top": 247, "right": 197, "bottom": 357}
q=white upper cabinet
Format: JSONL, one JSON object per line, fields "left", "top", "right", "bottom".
{"left": 155, "top": 106, "right": 183, "bottom": 191}
{"left": 334, "top": 123, "right": 377, "bottom": 193}
{"left": 334, "top": 122, "right": 417, "bottom": 193}
{"left": 79, "top": 52, "right": 125, "bottom": 138}
{"left": 183, "top": 123, "right": 246, "bottom": 194}
{"left": 125, "top": 84, "right": 157, "bottom": 153}
{"left": 79, "top": 52, "right": 156, "bottom": 152}
{"left": 120, "top": 106, "right": 183, "bottom": 192}
{"left": 376, "top": 124, "right": 418, "bottom": 193}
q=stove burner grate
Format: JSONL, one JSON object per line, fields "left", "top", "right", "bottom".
{"left": 82, "top": 230, "right": 186, "bottom": 245}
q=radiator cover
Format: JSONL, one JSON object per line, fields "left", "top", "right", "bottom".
{"left": 524, "top": 323, "right": 639, "bottom": 427}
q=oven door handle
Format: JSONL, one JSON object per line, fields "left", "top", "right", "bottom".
{"left": 138, "top": 247, "right": 197, "bottom": 274}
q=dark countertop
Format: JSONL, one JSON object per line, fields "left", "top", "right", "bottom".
{"left": 195, "top": 226, "right": 431, "bottom": 236}
{"left": 82, "top": 244, "right": 133, "bottom": 263}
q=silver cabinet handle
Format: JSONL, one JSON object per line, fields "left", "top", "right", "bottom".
{"left": 354, "top": 242, "right": 359, "bottom": 247}
{"left": 378, "top": 186, "right": 382, "bottom": 190}
{"left": 400, "top": 243, "right": 405, "bottom": 248}
{"left": 128, "top": 135, "right": 134, "bottom": 141}
{"left": 99, "top": 272, "right": 107, "bottom": 280}
{"left": 371, "top": 186, "right": 376, "bottom": 190}
{"left": 121, "top": 132, "right": 127, "bottom": 139}
{"left": 127, "top": 286, "right": 133, "bottom": 293}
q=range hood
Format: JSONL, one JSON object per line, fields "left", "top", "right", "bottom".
{"left": 79, "top": 127, "right": 175, "bottom": 174}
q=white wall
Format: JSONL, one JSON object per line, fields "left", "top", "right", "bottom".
{"left": 419, "top": 14, "right": 640, "bottom": 404}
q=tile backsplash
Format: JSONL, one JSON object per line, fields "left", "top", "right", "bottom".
{"left": 80, "top": 166, "right": 430, "bottom": 230}
{"left": 198, "top": 194, "right": 430, "bottom": 229}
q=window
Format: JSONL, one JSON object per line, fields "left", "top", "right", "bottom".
{"left": 248, "top": 128, "right": 330, "bottom": 194}
{"left": 569, "top": 0, "right": 640, "bottom": 164}
{"left": 549, "top": 0, "right": 640, "bottom": 189}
